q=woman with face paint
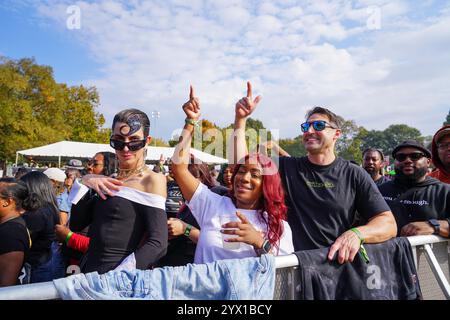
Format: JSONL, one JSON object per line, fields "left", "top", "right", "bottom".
{"left": 68, "top": 109, "right": 168, "bottom": 274}
{"left": 171, "top": 87, "right": 294, "bottom": 264}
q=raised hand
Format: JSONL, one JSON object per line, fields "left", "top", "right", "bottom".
{"left": 235, "top": 81, "right": 262, "bottom": 120}
{"left": 182, "top": 85, "right": 201, "bottom": 120}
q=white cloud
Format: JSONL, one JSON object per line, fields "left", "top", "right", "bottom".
{"left": 20, "top": 0, "right": 450, "bottom": 140}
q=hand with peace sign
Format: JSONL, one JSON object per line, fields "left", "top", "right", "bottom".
{"left": 182, "top": 85, "right": 201, "bottom": 121}
{"left": 235, "top": 81, "right": 262, "bottom": 120}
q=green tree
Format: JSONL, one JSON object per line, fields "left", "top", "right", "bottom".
{"left": 278, "top": 136, "right": 306, "bottom": 157}
{"left": 335, "top": 117, "right": 368, "bottom": 163}
{"left": 445, "top": 110, "right": 450, "bottom": 126}
{"left": 0, "top": 56, "right": 108, "bottom": 162}
{"left": 361, "top": 124, "right": 424, "bottom": 162}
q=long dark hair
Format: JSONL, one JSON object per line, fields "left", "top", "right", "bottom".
{"left": 188, "top": 155, "right": 215, "bottom": 188}
{"left": 0, "top": 178, "right": 40, "bottom": 212}
{"left": 20, "top": 171, "right": 60, "bottom": 224}
{"left": 97, "top": 151, "right": 117, "bottom": 176}
{"left": 230, "top": 153, "right": 287, "bottom": 253}
{"left": 217, "top": 164, "right": 232, "bottom": 188}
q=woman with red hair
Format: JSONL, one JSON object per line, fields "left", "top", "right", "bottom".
{"left": 171, "top": 86, "right": 293, "bottom": 264}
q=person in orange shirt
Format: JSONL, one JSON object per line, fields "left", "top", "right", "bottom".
{"left": 429, "top": 125, "right": 450, "bottom": 184}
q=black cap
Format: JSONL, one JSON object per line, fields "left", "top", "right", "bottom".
{"left": 392, "top": 140, "right": 431, "bottom": 159}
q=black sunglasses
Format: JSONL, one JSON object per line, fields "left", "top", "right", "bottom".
{"left": 110, "top": 138, "right": 146, "bottom": 151}
{"left": 301, "top": 120, "right": 337, "bottom": 133}
{"left": 394, "top": 152, "right": 427, "bottom": 162}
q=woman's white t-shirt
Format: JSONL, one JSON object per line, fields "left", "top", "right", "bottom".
{"left": 186, "top": 183, "right": 294, "bottom": 264}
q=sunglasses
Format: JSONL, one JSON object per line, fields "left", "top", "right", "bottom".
{"left": 110, "top": 138, "right": 146, "bottom": 151}
{"left": 301, "top": 120, "right": 337, "bottom": 133}
{"left": 394, "top": 152, "right": 427, "bottom": 162}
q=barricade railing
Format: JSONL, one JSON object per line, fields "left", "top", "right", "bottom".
{"left": 0, "top": 235, "right": 449, "bottom": 300}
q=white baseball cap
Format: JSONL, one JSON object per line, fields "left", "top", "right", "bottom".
{"left": 43, "top": 168, "right": 66, "bottom": 183}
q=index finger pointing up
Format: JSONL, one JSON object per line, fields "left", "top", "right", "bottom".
{"left": 190, "top": 85, "right": 195, "bottom": 100}
{"left": 246, "top": 81, "right": 252, "bottom": 99}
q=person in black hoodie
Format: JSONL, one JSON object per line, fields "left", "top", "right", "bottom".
{"left": 379, "top": 140, "right": 450, "bottom": 237}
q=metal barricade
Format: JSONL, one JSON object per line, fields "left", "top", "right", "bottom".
{"left": 0, "top": 236, "right": 449, "bottom": 300}
{"left": 272, "top": 235, "right": 450, "bottom": 300}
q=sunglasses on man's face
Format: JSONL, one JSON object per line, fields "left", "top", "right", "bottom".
{"left": 300, "top": 120, "right": 337, "bottom": 133}
{"left": 110, "top": 138, "right": 146, "bottom": 151}
{"left": 394, "top": 152, "right": 427, "bottom": 162}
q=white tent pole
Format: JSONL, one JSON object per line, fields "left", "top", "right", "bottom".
{"left": 58, "top": 156, "right": 61, "bottom": 168}
{"left": 15, "top": 153, "right": 18, "bottom": 166}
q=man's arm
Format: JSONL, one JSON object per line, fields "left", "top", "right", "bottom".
{"left": 227, "top": 82, "right": 262, "bottom": 165}
{"left": 357, "top": 211, "right": 398, "bottom": 243}
{"left": 400, "top": 220, "right": 450, "bottom": 237}
{"left": 328, "top": 211, "right": 397, "bottom": 264}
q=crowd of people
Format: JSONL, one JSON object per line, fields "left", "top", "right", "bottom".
{"left": 0, "top": 82, "right": 449, "bottom": 296}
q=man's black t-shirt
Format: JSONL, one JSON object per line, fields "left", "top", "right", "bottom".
{"left": 279, "top": 156, "right": 390, "bottom": 251}
{"left": 374, "top": 175, "right": 391, "bottom": 187}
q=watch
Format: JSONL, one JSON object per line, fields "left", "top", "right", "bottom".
{"left": 428, "top": 219, "right": 440, "bottom": 235}
{"left": 255, "top": 239, "right": 272, "bottom": 256}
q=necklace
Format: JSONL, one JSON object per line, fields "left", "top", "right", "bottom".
{"left": 117, "top": 163, "right": 148, "bottom": 180}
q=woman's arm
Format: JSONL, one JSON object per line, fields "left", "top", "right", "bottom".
{"left": 55, "top": 224, "right": 90, "bottom": 253}
{"left": 167, "top": 218, "right": 200, "bottom": 244}
{"left": 171, "top": 86, "right": 201, "bottom": 202}
{"left": 0, "top": 252, "right": 24, "bottom": 287}
{"left": 227, "top": 82, "right": 262, "bottom": 165}
{"left": 67, "top": 232, "right": 90, "bottom": 254}
{"left": 134, "top": 206, "right": 168, "bottom": 269}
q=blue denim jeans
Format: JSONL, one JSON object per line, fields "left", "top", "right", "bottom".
{"left": 30, "top": 242, "right": 66, "bottom": 283}
{"left": 53, "top": 254, "right": 275, "bottom": 300}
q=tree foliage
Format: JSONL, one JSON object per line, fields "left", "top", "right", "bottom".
{"left": 361, "top": 124, "right": 423, "bottom": 158}
{"left": 0, "top": 57, "right": 109, "bottom": 162}
{"left": 445, "top": 110, "right": 450, "bottom": 126}
{"left": 278, "top": 136, "right": 306, "bottom": 157}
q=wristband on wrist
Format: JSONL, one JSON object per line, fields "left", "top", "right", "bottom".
{"left": 350, "top": 227, "right": 370, "bottom": 264}
{"left": 65, "top": 231, "right": 74, "bottom": 245}
{"left": 184, "top": 224, "right": 193, "bottom": 237}
{"left": 185, "top": 118, "right": 200, "bottom": 127}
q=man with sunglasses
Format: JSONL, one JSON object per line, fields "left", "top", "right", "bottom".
{"left": 232, "top": 82, "right": 397, "bottom": 264}
{"left": 378, "top": 140, "right": 450, "bottom": 237}
{"left": 429, "top": 125, "right": 450, "bottom": 184}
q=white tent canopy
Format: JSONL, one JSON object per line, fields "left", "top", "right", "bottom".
{"left": 16, "top": 141, "right": 228, "bottom": 165}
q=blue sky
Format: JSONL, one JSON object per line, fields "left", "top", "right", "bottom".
{"left": 0, "top": 3, "right": 100, "bottom": 83}
{"left": 1, "top": 0, "right": 449, "bottom": 141}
